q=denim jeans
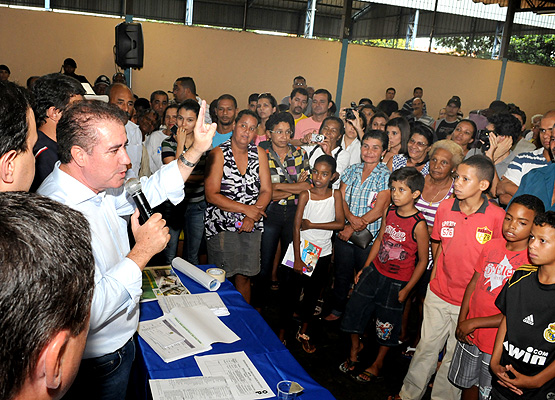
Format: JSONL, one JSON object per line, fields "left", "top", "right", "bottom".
{"left": 63, "top": 338, "right": 135, "bottom": 400}
{"left": 252, "top": 202, "right": 297, "bottom": 308}
{"left": 164, "top": 200, "right": 206, "bottom": 265}
{"left": 328, "top": 236, "right": 372, "bottom": 316}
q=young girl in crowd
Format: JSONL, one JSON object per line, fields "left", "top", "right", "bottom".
{"left": 278, "top": 155, "right": 344, "bottom": 352}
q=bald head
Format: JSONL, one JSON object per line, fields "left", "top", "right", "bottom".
{"left": 539, "top": 110, "right": 555, "bottom": 152}
{"left": 108, "top": 83, "right": 134, "bottom": 118}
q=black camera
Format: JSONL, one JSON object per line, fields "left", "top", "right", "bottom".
{"left": 478, "top": 129, "right": 491, "bottom": 151}
{"left": 345, "top": 102, "right": 357, "bottom": 120}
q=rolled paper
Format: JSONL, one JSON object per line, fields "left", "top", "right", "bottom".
{"left": 172, "top": 258, "right": 221, "bottom": 291}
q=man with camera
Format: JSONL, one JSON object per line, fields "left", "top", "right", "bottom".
{"left": 294, "top": 88, "right": 333, "bottom": 146}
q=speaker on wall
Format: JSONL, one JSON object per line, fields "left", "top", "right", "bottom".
{"left": 115, "top": 22, "right": 144, "bottom": 69}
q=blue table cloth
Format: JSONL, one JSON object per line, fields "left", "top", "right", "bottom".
{"left": 137, "top": 265, "right": 335, "bottom": 399}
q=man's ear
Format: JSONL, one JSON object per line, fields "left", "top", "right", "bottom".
{"left": 0, "top": 150, "right": 17, "bottom": 184}
{"left": 70, "top": 146, "right": 87, "bottom": 167}
{"left": 412, "top": 190, "right": 422, "bottom": 200}
{"left": 46, "top": 106, "right": 63, "bottom": 123}
{"left": 35, "top": 330, "right": 71, "bottom": 390}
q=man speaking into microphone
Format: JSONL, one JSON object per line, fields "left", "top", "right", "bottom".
{"left": 38, "top": 100, "right": 216, "bottom": 400}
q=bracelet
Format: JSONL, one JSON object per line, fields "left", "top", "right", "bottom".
{"left": 178, "top": 151, "right": 198, "bottom": 168}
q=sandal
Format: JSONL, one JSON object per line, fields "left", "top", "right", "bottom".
{"left": 296, "top": 328, "right": 316, "bottom": 353}
{"left": 338, "top": 359, "right": 358, "bottom": 374}
{"left": 270, "top": 280, "right": 279, "bottom": 291}
{"left": 401, "top": 346, "right": 416, "bottom": 359}
{"left": 353, "top": 370, "right": 384, "bottom": 384}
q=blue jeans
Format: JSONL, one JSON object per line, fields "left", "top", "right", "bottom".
{"left": 328, "top": 236, "right": 372, "bottom": 316}
{"left": 252, "top": 203, "right": 297, "bottom": 308}
{"left": 63, "top": 338, "right": 135, "bottom": 400}
{"left": 164, "top": 200, "right": 206, "bottom": 265}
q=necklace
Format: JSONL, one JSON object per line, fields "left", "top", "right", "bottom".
{"left": 427, "top": 179, "right": 451, "bottom": 206}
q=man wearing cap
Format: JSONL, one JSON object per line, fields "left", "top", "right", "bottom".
{"left": 434, "top": 96, "right": 461, "bottom": 141}
{"left": 412, "top": 97, "right": 434, "bottom": 127}
{"left": 0, "top": 65, "right": 10, "bottom": 81}
{"left": 61, "top": 58, "right": 89, "bottom": 84}
{"left": 93, "top": 75, "right": 111, "bottom": 95}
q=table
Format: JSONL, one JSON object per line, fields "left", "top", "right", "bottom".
{"left": 135, "top": 265, "right": 335, "bottom": 399}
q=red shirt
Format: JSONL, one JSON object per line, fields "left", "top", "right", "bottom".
{"left": 467, "top": 238, "right": 529, "bottom": 354}
{"left": 430, "top": 197, "right": 505, "bottom": 306}
{"left": 374, "top": 205, "right": 426, "bottom": 282}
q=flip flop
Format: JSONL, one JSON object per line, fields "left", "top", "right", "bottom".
{"left": 401, "top": 346, "right": 417, "bottom": 359}
{"left": 353, "top": 370, "right": 384, "bottom": 384}
{"left": 338, "top": 359, "right": 358, "bottom": 374}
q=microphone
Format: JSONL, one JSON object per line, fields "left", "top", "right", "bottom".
{"left": 124, "top": 178, "right": 153, "bottom": 225}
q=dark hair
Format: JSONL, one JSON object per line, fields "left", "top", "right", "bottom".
{"left": 257, "top": 93, "right": 277, "bottom": 109}
{"left": 377, "top": 100, "right": 398, "bottom": 117}
{"left": 134, "top": 97, "right": 150, "bottom": 112}
{"left": 236, "top": 109, "right": 260, "bottom": 125}
{"left": 368, "top": 111, "right": 389, "bottom": 132}
{"left": 314, "top": 88, "right": 332, "bottom": 104}
{"left": 460, "top": 155, "right": 495, "bottom": 186}
{"left": 534, "top": 211, "right": 555, "bottom": 231}
{"left": 413, "top": 87, "right": 423, "bottom": 93}
{"left": 0, "top": 81, "right": 32, "bottom": 157}
{"left": 176, "top": 77, "right": 197, "bottom": 95}
{"left": 488, "top": 100, "right": 509, "bottom": 115}
{"left": 57, "top": 100, "right": 127, "bottom": 164}
{"left": 329, "top": 101, "right": 337, "bottom": 116}
{"left": 177, "top": 99, "right": 200, "bottom": 118}
{"left": 319, "top": 116, "right": 345, "bottom": 140}
{"left": 508, "top": 103, "right": 526, "bottom": 126}
{"left": 487, "top": 112, "right": 522, "bottom": 145}
{"left": 389, "top": 166, "right": 425, "bottom": 193}
{"left": 32, "top": 73, "right": 85, "bottom": 125}
{"left": 150, "top": 90, "right": 168, "bottom": 103}
{"left": 314, "top": 154, "right": 337, "bottom": 174}
{"left": 217, "top": 93, "right": 238, "bottom": 109}
{"left": 511, "top": 194, "right": 545, "bottom": 216}
{"left": 26, "top": 76, "right": 39, "bottom": 90}
{"left": 398, "top": 122, "right": 433, "bottom": 164}
{"left": 266, "top": 112, "right": 295, "bottom": 138}
{"left": 0, "top": 191, "right": 94, "bottom": 400}
{"left": 385, "top": 117, "right": 410, "bottom": 154}
{"left": 248, "top": 93, "right": 259, "bottom": 103}
{"left": 359, "top": 97, "right": 372, "bottom": 105}
{"left": 362, "top": 129, "right": 389, "bottom": 152}
{"left": 386, "top": 87, "right": 396, "bottom": 93}
{"left": 457, "top": 119, "right": 478, "bottom": 139}
{"left": 294, "top": 75, "right": 306, "bottom": 82}
{"left": 137, "top": 108, "right": 159, "bottom": 127}
{"left": 162, "top": 103, "right": 179, "bottom": 123}
{"left": 290, "top": 87, "right": 309, "bottom": 100}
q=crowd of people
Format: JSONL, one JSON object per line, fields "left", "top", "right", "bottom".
{"left": 2, "top": 62, "right": 555, "bottom": 400}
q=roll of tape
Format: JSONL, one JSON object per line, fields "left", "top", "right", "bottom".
{"left": 207, "top": 268, "right": 226, "bottom": 283}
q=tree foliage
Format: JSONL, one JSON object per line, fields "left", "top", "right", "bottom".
{"left": 435, "top": 34, "right": 555, "bottom": 67}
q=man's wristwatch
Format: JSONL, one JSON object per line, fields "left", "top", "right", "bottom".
{"left": 179, "top": 151, "right": 198, "bottom": 168}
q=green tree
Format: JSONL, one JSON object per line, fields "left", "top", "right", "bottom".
{"left": 435, "top": 35, "right": 495, "bottom": 58}
{"left": 507, "top": 35, "right": 555, "bottom": 67}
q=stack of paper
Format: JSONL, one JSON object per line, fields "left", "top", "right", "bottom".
{"left": 158, "top": 292, "right": 229, "bottom": 316}
{"left": 138, "top": 305, "right": 239, "bottom": 363}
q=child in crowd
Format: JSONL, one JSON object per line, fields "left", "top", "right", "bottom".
{"left": 390, "top": 155, "right": 506, "bottom": 400}
{"left": 339, "top": 167, "right": 429, "bottom": 382}
{"left": 449, "top": 195, "right": 545, "bottom": 400}
{"left": 490, "top": 211, "right": 555, "bottom": 400}
{"left": 278, "top": 155, "right": 344, "bottom": 352}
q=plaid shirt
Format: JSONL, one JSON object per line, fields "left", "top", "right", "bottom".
{"left": 262, "top": 142, "right": 310, "bottom": 206}
{"left": 341, "top": 162, "right": 390, "bottom": 238}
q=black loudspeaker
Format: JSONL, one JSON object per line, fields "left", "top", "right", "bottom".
{"left": 115, "top": 22, "right": 144, "bottom": 69}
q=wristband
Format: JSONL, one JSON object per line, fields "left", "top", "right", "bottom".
{"left": 179, "top": 151, "right": 198, "bottom": 168}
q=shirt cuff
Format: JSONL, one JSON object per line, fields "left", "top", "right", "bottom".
{"left": 105, "top": 257, "right": 143, "bottom": 311}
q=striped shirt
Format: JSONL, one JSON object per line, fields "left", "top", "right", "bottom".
{"left": 503, "top": 148, "right": 549, "bottom": 186}
{"left": 342, "top": 162, "right": 390, "bottom": 239}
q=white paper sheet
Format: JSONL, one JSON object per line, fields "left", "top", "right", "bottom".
{"left": 139, "top": 305, "right": 239, "bottom": 363}
{"left": 149, "top": 376, "right": 240, "bottom": 400}
{"left": 159, "top": 292, "right": 229, "bottom": 316}
{"left": 195, "top": 351, "right": 274, "bottom": 400}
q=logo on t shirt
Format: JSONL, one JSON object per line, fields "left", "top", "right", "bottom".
{"left": 440, "top": 221, "right": 456, "bottom": 238}
{"left": 503, "top": 341, "right": 548, "bottom": 365}
{"left": 476, "top": 226, "right": 493, "bottom": 244}
{"left": 544, "top": 322, "right": 555, "bottom": 343}
{"left": 523, "top": 314, "right": 535, "bottom": 326}
{"left": 483, "top": 255, "right": 515, "bottom": 291}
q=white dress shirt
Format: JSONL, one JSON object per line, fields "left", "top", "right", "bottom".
{"left": 38, "top": 161, "right": 185, "bottom": 358}
{"left": 145, "top": 129, "right": 170, "bottom": 175}
{"left": 125, "top": 121, "right": 143, "bottom": 177}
